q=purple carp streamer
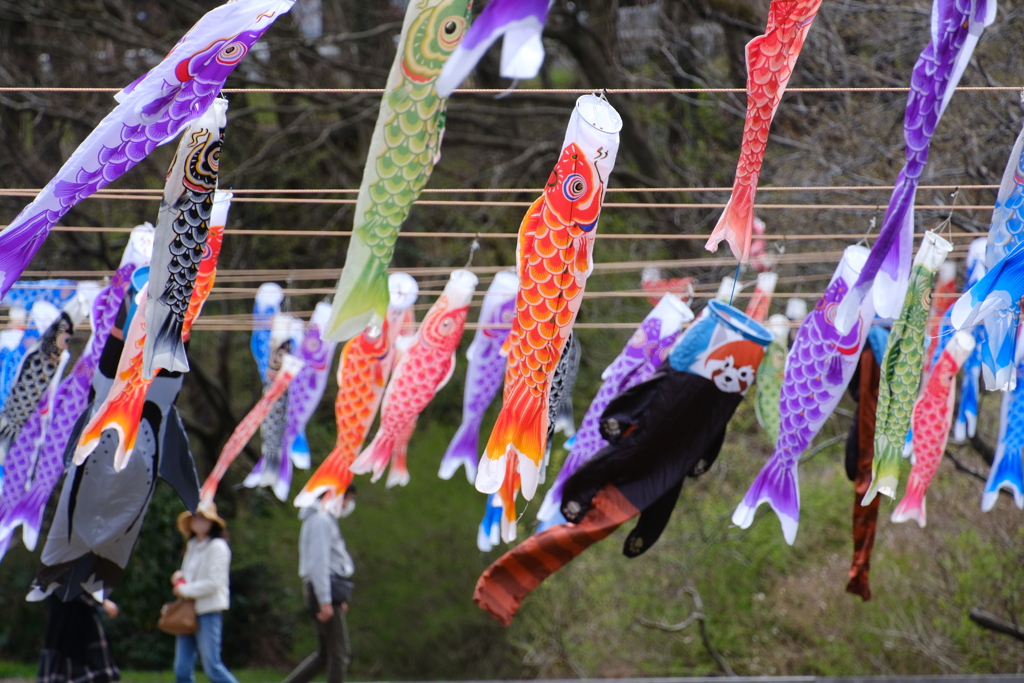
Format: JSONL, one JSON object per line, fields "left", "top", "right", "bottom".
{"left": 0, "top": 265, "right": 136, "bottom": 559}
{"left": 439, "top": 271, "right": 518, "bottom": 483}
{"left": 283, "top": 303, "right": 338, "bottom": 471}
{"left": 734, "top": 246, "right": 875, "bottom": 545}
{"left": 244, "top": 315, "right": 302, "bottom": 501}
{"left": 835, "top": 0, "right": 996, "bottom": 333}
{"left": 0, "top": 0, "right": 293, "bottom": 300}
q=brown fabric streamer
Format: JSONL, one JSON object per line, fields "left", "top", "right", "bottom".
{"left": 847, "top": 347, "right": 881, "bottom": 600}
{"left": 473, "top": 485, "right": 639, "bottom": 627}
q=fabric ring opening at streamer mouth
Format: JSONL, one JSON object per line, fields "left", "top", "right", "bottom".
{"left": 574, "top": 94, "right": 623, "bottom": 134}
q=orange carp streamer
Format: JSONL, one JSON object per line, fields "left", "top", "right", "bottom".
{"left": 73, "top": 285, "right": 152, "bottom": 471}
{"left": 477, "top": 94, "right": 621, "bottom": 516}
{"left": 181, "top": 192, "right": 229, "bottom": 338}
{"left": 294, "top": 274, "right": 418, "bottom": 513}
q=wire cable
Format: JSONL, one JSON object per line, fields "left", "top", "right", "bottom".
{"left": 0, "top": 86, "right": 1020, "bottom": 94}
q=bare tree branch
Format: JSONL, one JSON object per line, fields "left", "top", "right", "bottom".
{"left": 639, "top": 587, "right": 736, "bottom": 677}
{"left": 969, "top": 607, "right": 1024, "bottom": 642}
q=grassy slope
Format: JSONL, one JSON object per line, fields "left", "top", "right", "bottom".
{"left": 506, "top": 399, "right": 1024, "bottom": 678}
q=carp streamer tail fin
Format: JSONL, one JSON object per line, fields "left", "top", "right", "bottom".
{"left": 325, "top": 247, "right": 391, "bottom": 343}
{"left": 982, "top": 445, "right": 1024, "bottom": 512}
{"left": 385, "top": 442, "right": 410, "bottom": 489}
{"left": 9, "top": 492, "right": 46, "bottom": 551}
{"left": 288, "top": 430, "right": 311, "bottom": 470}
{"left": 295, "top": 445, "right": 355, "bottom": 508}
{"left": 733, "top": 455, "right": 801, "bottom": 545}
{"left": 890, "top": 473, "right": 927, "bottom": 527}
{"left": 350, "top": 430, "right": 394, "bottom": 484}
{"left": 705, "top": 183, "right": 753, "bottom": 263}
{"left": 439, "top": 417, "right": 482, "bottom": 483}
{"left": 862, "top": 435, "right": 903, "bottom": 505}
{"left": 478, "top": 379, "right": 547, "bottom": 500}
{"left": 148, "top": 306, "right": 190, "bottom": 376}
{"left": 242, "top": 453, "right": 291, "bottom": 502}
{"left": 477, "top": 494, "right": 503, "bottom": 552}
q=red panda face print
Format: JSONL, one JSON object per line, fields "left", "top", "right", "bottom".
{"left": 704, "top": 340, "right": 765, "bottom": 394}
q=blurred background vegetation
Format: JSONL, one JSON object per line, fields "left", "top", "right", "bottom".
{"left": 0, "top": 0, "right": 1023, "bottom": 678}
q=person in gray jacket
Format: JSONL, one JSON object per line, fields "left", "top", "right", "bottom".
{"left": 283, "top": 487, "right": 356, "bottom": 683}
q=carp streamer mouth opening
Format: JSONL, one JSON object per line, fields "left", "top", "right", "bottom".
{"left": 575, "top": 94, "right": 623, "bottom": 134}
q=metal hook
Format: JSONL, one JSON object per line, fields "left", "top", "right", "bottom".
{"left": 937, "top": 187, "right": 959, "bottom": 242}
{"left": 856, "top": 210, "right": 878, "bottom": 248}
{"left": 283, "top": 269, "right": 295, "bottom": 313}
{"left": 464, "top": 234, "right": 481, "bottom": 268}
{"left": 495, "top": 79, "right": 520, "bottom": 101}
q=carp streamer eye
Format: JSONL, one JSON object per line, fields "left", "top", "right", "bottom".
{"left": 823, "top": 301, "right": 839, "bottom": 326}
{"left": 216, "top": 41, "right": 248, "bottom": 66}
{"left": 438, "top": 17, "right": 465, "bottom": 49}
{"left": 562, "top": 174, "right": 587, "bottom": 201}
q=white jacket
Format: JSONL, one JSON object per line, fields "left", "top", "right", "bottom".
{"left": 177, "top": 537, "right": 231, "bottom": 615}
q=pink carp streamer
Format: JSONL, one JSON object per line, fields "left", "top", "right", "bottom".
{"left": 351, "top": 270, "right": 477, "bottom": 488}
{"left": 705, "top": 0, "right": 821, "bottom": 262}
{"left": 891, "top": 331, "right": 976, "bottom": 527}
{"left": 200, "top": 354, "right": 304, "bottom": 506}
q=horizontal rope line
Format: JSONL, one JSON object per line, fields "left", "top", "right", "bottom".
{"left": 24, "top": 227, "right": 986, "bottom": 241}
{"left": 7, "top": 250, "right": 977, "bottom": 286}
{"left": 204, "top": 288, "right": 795, "bottom": 301}
{"left": 206, "top": 288, "right": 965, "bottom": 305}
{"left": 0, "top": 86, "right": 1019, "bottom": 94}
{"left": 0, "top": 184, "right": 998, "bottom": 196}
{"left": 0, "top": 200, "right": 993, "bottom": 212}
{"left": 30, "top": 314, "right": 953, "bottom": 333}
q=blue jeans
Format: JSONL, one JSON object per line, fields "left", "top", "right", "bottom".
{"left": 174, "top": 612, "right": 239, "bottom": 683}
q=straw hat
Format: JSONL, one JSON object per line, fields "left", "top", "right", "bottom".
{"left": 176, "top": 502, "right": 227, "bottom": 538}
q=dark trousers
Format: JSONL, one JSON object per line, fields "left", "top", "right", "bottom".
{"left": 283, "top": 585, "right": 350, "bottom": 683}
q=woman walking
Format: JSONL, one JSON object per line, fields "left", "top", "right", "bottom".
{"left": 171, "top": 503, "right": 239, "bottom": 683}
